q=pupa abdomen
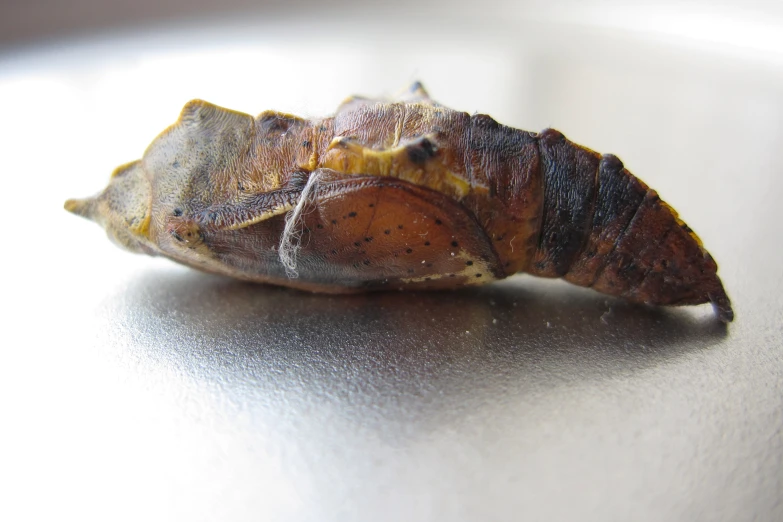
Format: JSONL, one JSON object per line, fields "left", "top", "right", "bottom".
{"left": 64, "top": 83, "right": 733, "bottom": 322}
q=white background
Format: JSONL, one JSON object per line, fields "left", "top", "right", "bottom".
{"left": 1, "top": 2, "right": 781, "bottom": 521}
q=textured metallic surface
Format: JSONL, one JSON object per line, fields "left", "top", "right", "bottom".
{"left": 1, "top": 7, "right": 782, "bottom": 521}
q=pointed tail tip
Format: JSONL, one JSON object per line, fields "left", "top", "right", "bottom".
{"left": 709, "top": 290, "right": 734, "bottom": 323}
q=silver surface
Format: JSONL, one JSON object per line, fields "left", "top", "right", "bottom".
{"left": 1, "top": 5, "right": 782, "bottom": 521}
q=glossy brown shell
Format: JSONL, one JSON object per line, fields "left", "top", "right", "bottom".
{"left": 65, "top": 83, "right": 733, "bottom": 321}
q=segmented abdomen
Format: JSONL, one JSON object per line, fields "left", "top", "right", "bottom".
{"left": 488, "top": 126, "right": 732, "bottom": 321}
{"left": 298, "top": 102, "right": 731, "bottom": 320}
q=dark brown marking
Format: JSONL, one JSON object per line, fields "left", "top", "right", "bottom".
{"left": 531, "top": 130, "right": 600, "bottom": 277}
{"left": 407, "top": 137, "right": 438, "bottom": 164}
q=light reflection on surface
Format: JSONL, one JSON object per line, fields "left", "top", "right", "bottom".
{"left": 2, "top": 7, "right": 782, "bottom": 522}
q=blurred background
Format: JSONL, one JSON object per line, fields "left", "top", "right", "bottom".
{"left": 1, "top": 2, "right": 781, "bottom": 522}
